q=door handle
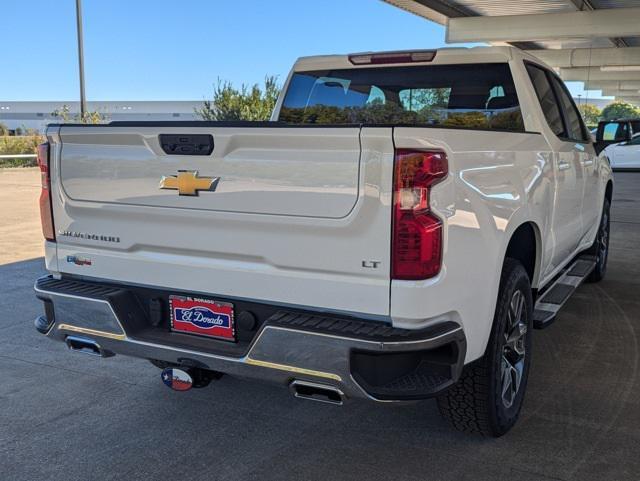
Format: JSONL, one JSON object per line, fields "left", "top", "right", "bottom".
{"left": 558, "top": 160, "right": 571, "bottom": 171}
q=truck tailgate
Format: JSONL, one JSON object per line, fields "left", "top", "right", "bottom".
{"left": 59, "top": 126, "right": 360, "bottom": 218}
{"left": 49, "top": 125, "right": 394, "bottom": 317}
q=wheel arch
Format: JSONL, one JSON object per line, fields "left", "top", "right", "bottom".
{"left": 503, "top": 221, "right": 542, "bottom": 289}
{"left": 605, "top": 179, "right": 613, "bottom": 204}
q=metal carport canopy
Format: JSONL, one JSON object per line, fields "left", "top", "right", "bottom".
{"left": 382, "top": 0, "right": 640, "bottom": 105}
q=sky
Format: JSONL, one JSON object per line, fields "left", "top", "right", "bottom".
{"left": 1, "top": 0, "right": 607, "bottom": 102}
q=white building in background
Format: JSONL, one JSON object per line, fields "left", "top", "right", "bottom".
{"left": 0, "top": 101, "right": 203, "bottom": 133}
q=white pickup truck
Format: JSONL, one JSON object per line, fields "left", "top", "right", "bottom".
{"left": 34, "top": 46, "right": 613, "bottom": 436}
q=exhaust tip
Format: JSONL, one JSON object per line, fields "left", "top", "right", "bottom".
{"left": 290, "top": 380, "right": 344, "bottom": 406}
{"left": 65, "top": 335, "right": 105, "bottom": 357}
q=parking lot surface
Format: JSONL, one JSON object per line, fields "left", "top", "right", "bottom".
{"left": 0, "top": 168, "right": 43, "bottom": 265}
{"left": 1, "top": 172, "right": 639, "bottom": 481}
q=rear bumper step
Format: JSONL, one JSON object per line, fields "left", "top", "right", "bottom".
{"left": 34, "top": 276, "right": 466, "bottom": 402}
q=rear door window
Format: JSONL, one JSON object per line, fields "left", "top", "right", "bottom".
{"left": 525, "top": 64, "right": 565, "bottom": 138}
{"left": 550, "top": 75, "right": 588, "bottom": 142}
{"left": 279, "top": 63, "right": 525, "bottom": 132}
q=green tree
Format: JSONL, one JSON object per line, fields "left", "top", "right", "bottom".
{"left": 600, "top": 101, "right": 640, "bottom": 121}
{"left": 0, "top": 123, "right": 9, "bottom": 136}
{"left": 578, "top": 103, "right": 602, "bottom": 126}
{"left": 443, "top": 111, "right": 490, "bottom": 129}
{"left": 51, "top": 104, "right": 109, "bottom": 124}
{"left": 0, "top": 134, "right": 44, "bottom": 167}
{"left": 196, "top": 76, "right": 280, "bottom": 121}
{"left": 489, "top": 109, "right": 525, "bottom": 132}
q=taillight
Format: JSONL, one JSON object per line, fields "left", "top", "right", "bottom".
{"left": 392, "top": 149, "right": 448, "bottom": 280}
{"left": 37, "top": 142, "right": 55, "bottom": 242}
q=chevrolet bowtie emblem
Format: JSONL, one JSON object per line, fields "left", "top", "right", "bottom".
{"left": 159, "top": 170, "right": 220, "bottom": 196}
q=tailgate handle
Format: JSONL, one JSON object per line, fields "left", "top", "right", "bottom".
{"left": 159, "top": 134, "right": 214, "bottom": 156}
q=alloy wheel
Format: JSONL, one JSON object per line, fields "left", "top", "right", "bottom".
{"left": 501, "top": 289, "right": 527, "bottom": 409}
{"left": 597, "top": 208, "right": 609, "bottom": 271}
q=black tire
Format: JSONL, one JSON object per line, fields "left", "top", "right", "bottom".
{"left": 586, "top": 198, "right": 610, "bottom": 283}
{"left": 437, "top": 258, "right": 533, "bottom": 437}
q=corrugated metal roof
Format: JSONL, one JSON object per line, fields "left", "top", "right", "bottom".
{"left": 591, "top": 0, "right": 640, "bottom": 7}
{"left": 451, "top": 0, "right": 577, "bottom": 16}
{"left": 408, "top": 0, "right": 640, "bottom": 47}
{"left": 589, "top": 0, "right": 640, "bottom": 47}
{"left": 382, "top": 0, "right": 640, "bottom": 101}
{"left": 403, "top": 0, "right": 640, "bottom": 18}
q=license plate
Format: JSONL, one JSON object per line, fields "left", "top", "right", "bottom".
{"left": 169, "top": 295, "right": 235, "bottom": 341}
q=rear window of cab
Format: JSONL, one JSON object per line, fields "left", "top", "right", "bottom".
{"left": 278, "top": 63, "right": 524, "bottom": 132}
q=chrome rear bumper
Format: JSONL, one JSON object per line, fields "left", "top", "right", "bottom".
{"left": 35, "top": 276, "right": 466, "bottom": 402}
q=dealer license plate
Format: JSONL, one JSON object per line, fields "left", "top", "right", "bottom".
{"left": 169, "top": 295, "right": 235, "bottom": 341}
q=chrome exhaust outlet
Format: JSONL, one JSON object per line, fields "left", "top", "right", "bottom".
{"left": 290, "top": 380, "right": 344, "bottom": 405}
{"left": 65, "top": 336, "right": 110, "bottom": 357}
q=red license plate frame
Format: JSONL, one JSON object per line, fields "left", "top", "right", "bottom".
{"left": 169, "top": 295, "right": 235, "bottom": 341}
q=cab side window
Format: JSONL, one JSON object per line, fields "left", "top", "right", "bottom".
{"left": 525, "top": 64, "right": 565, "bottom": 138}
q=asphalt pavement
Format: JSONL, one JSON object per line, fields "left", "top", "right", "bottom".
{"left": 1, "top": 172, "right": 639, "bottom": 481}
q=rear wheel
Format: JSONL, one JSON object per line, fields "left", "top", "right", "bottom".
{"left": 437, "top": 258, "right": 533, "bottom": 436}
{"left": 586, "top": 198, "right": 610, "bottom": 283}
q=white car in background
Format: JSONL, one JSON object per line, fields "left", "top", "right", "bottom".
{"left": 603, "top": 132, "right": 640, "bottom": 169}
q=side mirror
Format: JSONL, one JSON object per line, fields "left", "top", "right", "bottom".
{"left": 594, "top": 121, "right": 632, "bottom": 154}
{"left": 596, "top": 121, "right": 632, "bottom": 143}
